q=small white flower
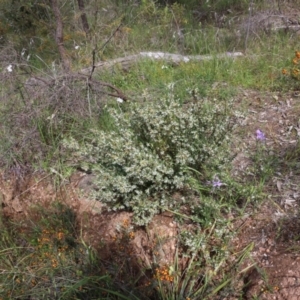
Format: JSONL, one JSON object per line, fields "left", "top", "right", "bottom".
{"left": 161, "top": 65, "right": 168, "bottom": 69}
{"left": 6, "top": 64, "right": 13, "bottom": 72}
{"left": 21, "top": 48, "right": 26, "bottom": 57}
{"left": 52, "top": 61, "right": 56, "bottom": 72}
{"left": 167, "top": 82, "right": 175, "bottom": 90}
{"left": 47, "top": 113, "right": 56, "bottom": 120}
{"left": 116, "top": 97, "right": 124, "bottom": 103}
{"left": 75, "top": 45, "right": 80, "bottom": 50}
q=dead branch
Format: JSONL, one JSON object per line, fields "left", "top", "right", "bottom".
{"left": 80, "top": 51, "right": 244, "bottom": 75}
{"left": 25, "top": 73, "right": 128, "bottom": 101}
{"left": 23, "top": 51, "right": 244, "bottom": 103}
{"left": 77, "top": 0, "right": 90, "bottom": 34}
{"left": 50, "top": 0, "right": 71, "bottom": 72}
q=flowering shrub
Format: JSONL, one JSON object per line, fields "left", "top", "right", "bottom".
{"left": 64, "top": 93, "right": 234, "bottom": 225}
{"left": 282, "top": 51, "right": 300, "bottom": 81}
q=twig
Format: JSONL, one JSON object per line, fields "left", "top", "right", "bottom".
{"left": 89, "top": 78, "right": 128, "bottom": 101}
{"left": 52, "top": 73, "right": 128, "bottom": 101}
{"left": 99, "top": 23, "right": 123, "bottom": 53}
{"left": 88, "top": 23, "right": 122, "bottom": 82}
{"left": 88, "top": 48, "right": 96, "bottom": 80}
{"left": 245, "top": 0, "right": 254, "bottom": 50}
{"left": 13, "top": 173, "right": 52, "bottom": 199}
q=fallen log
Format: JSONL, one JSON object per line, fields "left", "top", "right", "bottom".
{"left": 23, "top": 51, "right": 244, "bottom": 102}
{"left": 80, "top": 51, "right": 244, "bottom": 75}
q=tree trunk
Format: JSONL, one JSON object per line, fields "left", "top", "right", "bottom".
{"left": 50, "top": 0, "right": 71, "bottom": 72}
{"left": 77, "top": 0, "right": 90, "bottom": 34}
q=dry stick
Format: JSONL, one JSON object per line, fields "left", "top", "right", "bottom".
{"left": 89, "top": 78, "right": 128, "bottom": 101}
{"left": 86, "top": 76, "right": 92, "bottom": 118}
{"left": 86, "top": 23, "right": 125, "bottom": 101}
{"left": 277, "top": 0, "right": 282, "bottom": 14}
{"left": 86, "top": 75, "right": 127, "bottom": 99}
{"left": 50, "top": 0, "right": 71, "bottom": 72}
{"left": 12, "top": 173, "right": 52, "bottom": 200}
{"left": 245, "top": 0, "right": 254, "bottom": 51}
{"left": 51, "top": 73, "right": 128, "bottom": 101}
{"left": 99, "top": 23, "right": 123, "bottom": 53}
{"left": 29, "top": 76, "right": 50, "bottom": 86}
{"left": 77, "top": 0, "right": 90, "bottom": 34}
{"left": 89, "top": 23, "right": 123, "bottom": 80}
{"left": 87, "top": 37, "right": 96, "bottom": 106}
{"left": 25, "top": 73, "right": 128, "bottom": 101}
{"left": 26, "top": 74, "right": 128, "bottom": 101}
{"left": 88, "top": 48, "right": 97, "bottom": 80}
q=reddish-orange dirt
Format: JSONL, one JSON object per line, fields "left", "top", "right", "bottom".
{"left": 1, "top": 89, "right": 300, "bottom": 299}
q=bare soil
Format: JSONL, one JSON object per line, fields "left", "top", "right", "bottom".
{"left": 232, "top": 89, "right": 300, "bottom": 299}
{"left": 1, "top": 89, "right": 300, "bottom": 299}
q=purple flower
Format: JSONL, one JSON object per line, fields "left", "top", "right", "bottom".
{"left": 256, "top": 129, "right": 266, "bottom": 141}
{"left": 212, "top": 178, "right": 223, "bottom": 187}
{"left": 208, "top": 176, "right": 224, "bottom": 188}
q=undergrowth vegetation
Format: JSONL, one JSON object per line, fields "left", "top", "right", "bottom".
{"left": 63, "top": 89, "right": 235, "bottom": 225}
{"left": 0, "top": 0, "right": 300, "bottom": 299}
{"left": 0, "top": 203, "right": 143, "bottom": 300}
{"left": 0, "top": 201, "right": 254, "bottom": 300}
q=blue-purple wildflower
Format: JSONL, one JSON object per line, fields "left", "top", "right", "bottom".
{"left": 256, "top": 129, "right": 266, "bottom": 141}
{"left": 208, "top": 176, "right": 224, "bottom": 188}
{"left": 212, "top": 178, "right": 223, "bottom": 187}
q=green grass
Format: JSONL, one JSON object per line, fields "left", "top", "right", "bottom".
{"left": 0, "top": 203, "right": 144, "bottom": 300}
{"left": 1, "top": 0, "right": 300, "bottom": 298}
{"left": 0, "top": 194, "right": 255, "bottom": 299}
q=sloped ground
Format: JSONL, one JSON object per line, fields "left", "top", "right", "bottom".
{"left": 0, "top": 169, "right": 179, "bottom": 286}
{"left": 1, "top": 89, "right": 300, "bottom": 298}
{"left": 232, "top": 89, "right": 300, "bottom": 299}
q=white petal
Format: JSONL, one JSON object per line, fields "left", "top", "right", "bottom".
{"left": 6, "top": 65, "right": 13, "bottom": 72}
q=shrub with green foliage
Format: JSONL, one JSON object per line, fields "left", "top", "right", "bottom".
{"left": 64, "top": 91, "right": 234, "bottom": 225}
